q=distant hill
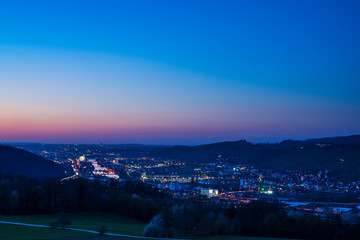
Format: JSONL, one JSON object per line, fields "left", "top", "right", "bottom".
{"left": 305, "top": 135, "right": 360, "bottom": 144}
{"left": 156, "top": 135, "right": 360, "bottom": 180}
{"left": 0, "top": 145, "right": 69, "bottom": 179}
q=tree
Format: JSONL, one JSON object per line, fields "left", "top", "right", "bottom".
{"left": 144, "top": 214, "right": 165, "bottom": 237}
{"left": 58, "top": 213, "right": 71, "bottom": 229}
{"left": 263, "top": 213, "right": 279, "bottom": 236}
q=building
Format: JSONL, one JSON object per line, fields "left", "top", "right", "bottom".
{"left": 200, "top": 187, "right": 218, "bottom": 197}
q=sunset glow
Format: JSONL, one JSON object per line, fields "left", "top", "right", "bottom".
{"left": 1, "top": 0, "right": 359, "bottom": 144}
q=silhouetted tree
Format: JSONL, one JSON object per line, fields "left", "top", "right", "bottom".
{"left": 58, "top": 213, "right": 71, "bottom": 229}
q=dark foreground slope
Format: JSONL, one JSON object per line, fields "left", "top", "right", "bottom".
{"left": 158, "top": 135, "right": 360, "bottom": 180}
{"left": 0, "top": 145, "right": 68, "bottom": 178}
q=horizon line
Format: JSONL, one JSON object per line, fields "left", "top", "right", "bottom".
{"left": 2, "top": 134, "right": 359, "bottom": 146}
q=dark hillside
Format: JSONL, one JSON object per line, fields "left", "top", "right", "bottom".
{"left": 305, "top": 135, "right": 360, "bottom": 144}
{"left": 156, "top": 135, "right": 360, "bottom": 180}
{"left": 0, "top": 145, "right": 69, "bottom": 178}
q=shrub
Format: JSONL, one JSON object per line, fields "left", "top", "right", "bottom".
{"left": 98, "top": 225, "right": 106, "bottom": 235}
{"left": 165, "top": 228, "right": 178, "bottom": 238}
{"left": 49, "top": 220, "right": 59, "bottom": 229}
{"left": 58, "top": 213, "right": 71, "bottom": 229}
{"left": 144, "top": 214, "right": 165, "bottom": 237}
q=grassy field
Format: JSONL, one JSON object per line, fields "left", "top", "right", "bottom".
{"left": 0, "top": 212, "right": 146, "bottom": 238}
{"left": 50, "top": 236, "right": 298, "bottom": 240}
{"left": 197, "top": 236, "right": 298, "bottom": 240}
{"left": 0, "top": 212, "right": 298, "bottom": 240}
{"left": 0, "top": 222, "right": 298, "bottom": 240}
{"left": 0, "top": 223, "right": 93, "bottom": 240}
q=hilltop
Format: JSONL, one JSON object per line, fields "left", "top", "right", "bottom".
{"left": 0, "top": 145, "right": 69, "bottom": 179}
{"left": 4, "top": 135, "right": 360, "bottom": 180}
{"left": 156, "top": 135, "right": 360, "bottom": 180}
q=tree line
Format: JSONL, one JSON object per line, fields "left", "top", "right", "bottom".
{"left": 1, "top": 172, "right": 360, "bottom": 239}
{"left": 0, "top": 172, "right": 164, "bottom": 222}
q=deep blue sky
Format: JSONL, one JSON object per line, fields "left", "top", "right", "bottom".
{"left": 1, "top": 0, "right": 359, "bottom": 144}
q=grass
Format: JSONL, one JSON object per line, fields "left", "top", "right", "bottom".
{"left": 0, "top": 222, "right": 299, "bottom": 240}
{"left": 0, "top": 212, "right": 298, "bottom": 240}
{"left": 0, "top": 211, "right": 146, "bottom": 237}
{"left": 197, "top": 236, "right": 298, "bottom": 240}
{"left": 0, "top": 223, "right": 93, "bottom": 240}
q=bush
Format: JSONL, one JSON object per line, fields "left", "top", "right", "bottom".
{"left": 49, "top": 220, "right": 59, "bottom": 229}
{"left": 98, "top": 225, "right": 106, "bottom": 235}
{"left": 215, "top": 218, "right": 227, "bottom": 235}
{"left": 144, "top": 214, "right": 165, "bottom": 237}
{"left": 165, "top": 228, "right": 178, "bottom": 238}
{"left": 58, "top": 213, "right": 71, "bottom": 229}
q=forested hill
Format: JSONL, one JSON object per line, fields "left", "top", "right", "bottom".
{"left": 305, "top": 135, "right": 360, "bottom": 144}
{"left": 0, "top": 145, "right": 68, "bottom": 179}
{"left": 157, "top": 135, "right": 360, "bottom": 178}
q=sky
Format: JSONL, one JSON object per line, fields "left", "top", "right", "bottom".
{"left": 0, "top": 0, "right": 360, "bottom": 144}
